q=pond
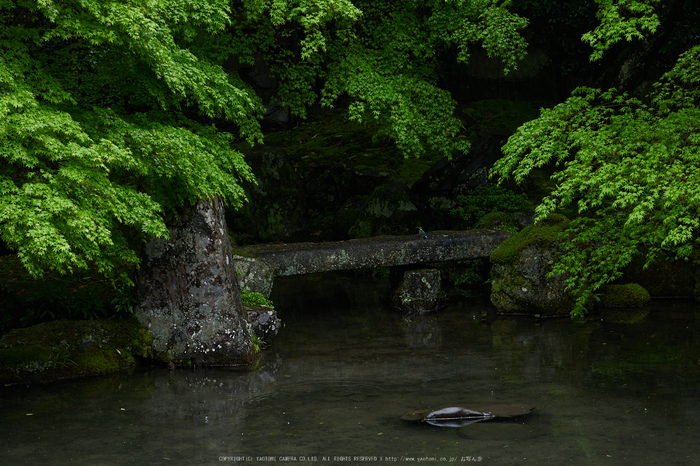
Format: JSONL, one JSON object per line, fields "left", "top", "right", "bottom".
{"left": 2, "top": 273, "right": 700, "bottom": 464}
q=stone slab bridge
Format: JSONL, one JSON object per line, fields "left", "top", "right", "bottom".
{"left": 232, "top": 229, "right": 512, "bottom": 298}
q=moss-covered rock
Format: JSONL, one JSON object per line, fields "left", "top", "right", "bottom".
{"left": 0, "top": 318, "right": 154, "bottom": 385}
{"left": 489, "top": 215, "right": 575, "bottom": 316}
{"left": 598, "top": 284, "right": 651, "bottom": 308}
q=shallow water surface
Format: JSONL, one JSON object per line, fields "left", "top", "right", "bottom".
{"left": 2, "top": 274, "right": 700, "bottom": 464}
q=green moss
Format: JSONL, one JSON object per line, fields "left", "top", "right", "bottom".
{"left": 452, "top": 185, "right": 534, "bottom": 227}
{"left": 490, "top": 215, "right": 569, "bottom": 265}
{"left": 0, "top": 317, "right": 154, "bottom": 384}
{"left": 599, "top": 283, "right": 651, "bottom": 308}
{"left": 241, "top": 290, "right": 274, "bottom": 308}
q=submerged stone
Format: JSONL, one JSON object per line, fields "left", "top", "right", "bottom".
{"left": 0, "top": 318, "right": 153, "bottom": 385}
{"left": 400, "top": 403, "right": 534, "bottom": 425}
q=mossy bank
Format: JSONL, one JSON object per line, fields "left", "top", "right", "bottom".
{"left": 0, "top": 318, "right": 154, "bottom": 385}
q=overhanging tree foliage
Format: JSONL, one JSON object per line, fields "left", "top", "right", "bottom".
{"left": 493, "top": 34, "right": 700, "bottom": 316}
{"left": 1, "top": 0, "right": 529, "bottom": 284}
{"left": 1, "top": 0, "right": 262, "bottom": 281}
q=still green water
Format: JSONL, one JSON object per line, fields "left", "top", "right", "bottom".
{"left": 2, "top": 273, "right": 700, "bottom": 465}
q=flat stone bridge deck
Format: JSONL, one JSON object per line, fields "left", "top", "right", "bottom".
{"left": 232, "top": 229, "right": 512, "bottom": 297}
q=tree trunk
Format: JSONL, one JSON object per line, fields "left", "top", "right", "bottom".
{"left": 134, "top": 196, "right": 257, "bottom": 365}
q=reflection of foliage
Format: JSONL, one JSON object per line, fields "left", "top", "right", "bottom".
{"left": 451, "top": 185, "right": 533, "bottom": 226}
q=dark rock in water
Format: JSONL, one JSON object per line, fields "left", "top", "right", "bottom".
{"left": 136, "top": 197, "right": 258, "bottom": 366}
{"left": 393, "top": 268, "right": 443, "bottom": 314}
{"left": 246, "top": 306, "right": 282, "bottom": 342}
{"left": 0, "top": 318, "right": 154, "bottom": 385}
{"left": 228, "top": 147, "right": 306, "bottom": 243}
{"left": 598, "top": 283, "right": 651, "bottom": 308}
{"left": 400, "top": 403, "right": 535, "bottom": 426}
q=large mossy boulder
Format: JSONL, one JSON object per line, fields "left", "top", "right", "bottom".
{"left": 349, "top": 183, "right": 420, "bottom": 238}
{"left": 0, "top": 318, "right": 153, "bottom": 385}
{"left": 489, "top": 215, "right": 576, "bottom": 316}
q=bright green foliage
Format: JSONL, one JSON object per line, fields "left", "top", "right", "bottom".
{"left": 231, "top": 0, "right": 528, "bottom": 157}
{"left": 1, "top": 0, "right": 260, "bottom": 281}
{"left": 582, "top": 0, "right": 660, "bottom": 61}
{"left": 1, "top": 0, "right": 530, "bottom": 282}
{"left": 493, "top": 45, "right": 700, "bottom": 317}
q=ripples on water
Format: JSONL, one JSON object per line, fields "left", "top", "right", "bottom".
{"left": 2, "top": 273, "right": 700, "bottom": 464}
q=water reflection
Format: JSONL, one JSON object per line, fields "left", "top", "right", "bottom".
{"left": 2, "top": 274, "right": 700, "bottom": 464}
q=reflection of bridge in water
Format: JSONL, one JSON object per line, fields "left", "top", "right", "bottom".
{"left": 232, "top": 230, "right": 512, "bottom": 297}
